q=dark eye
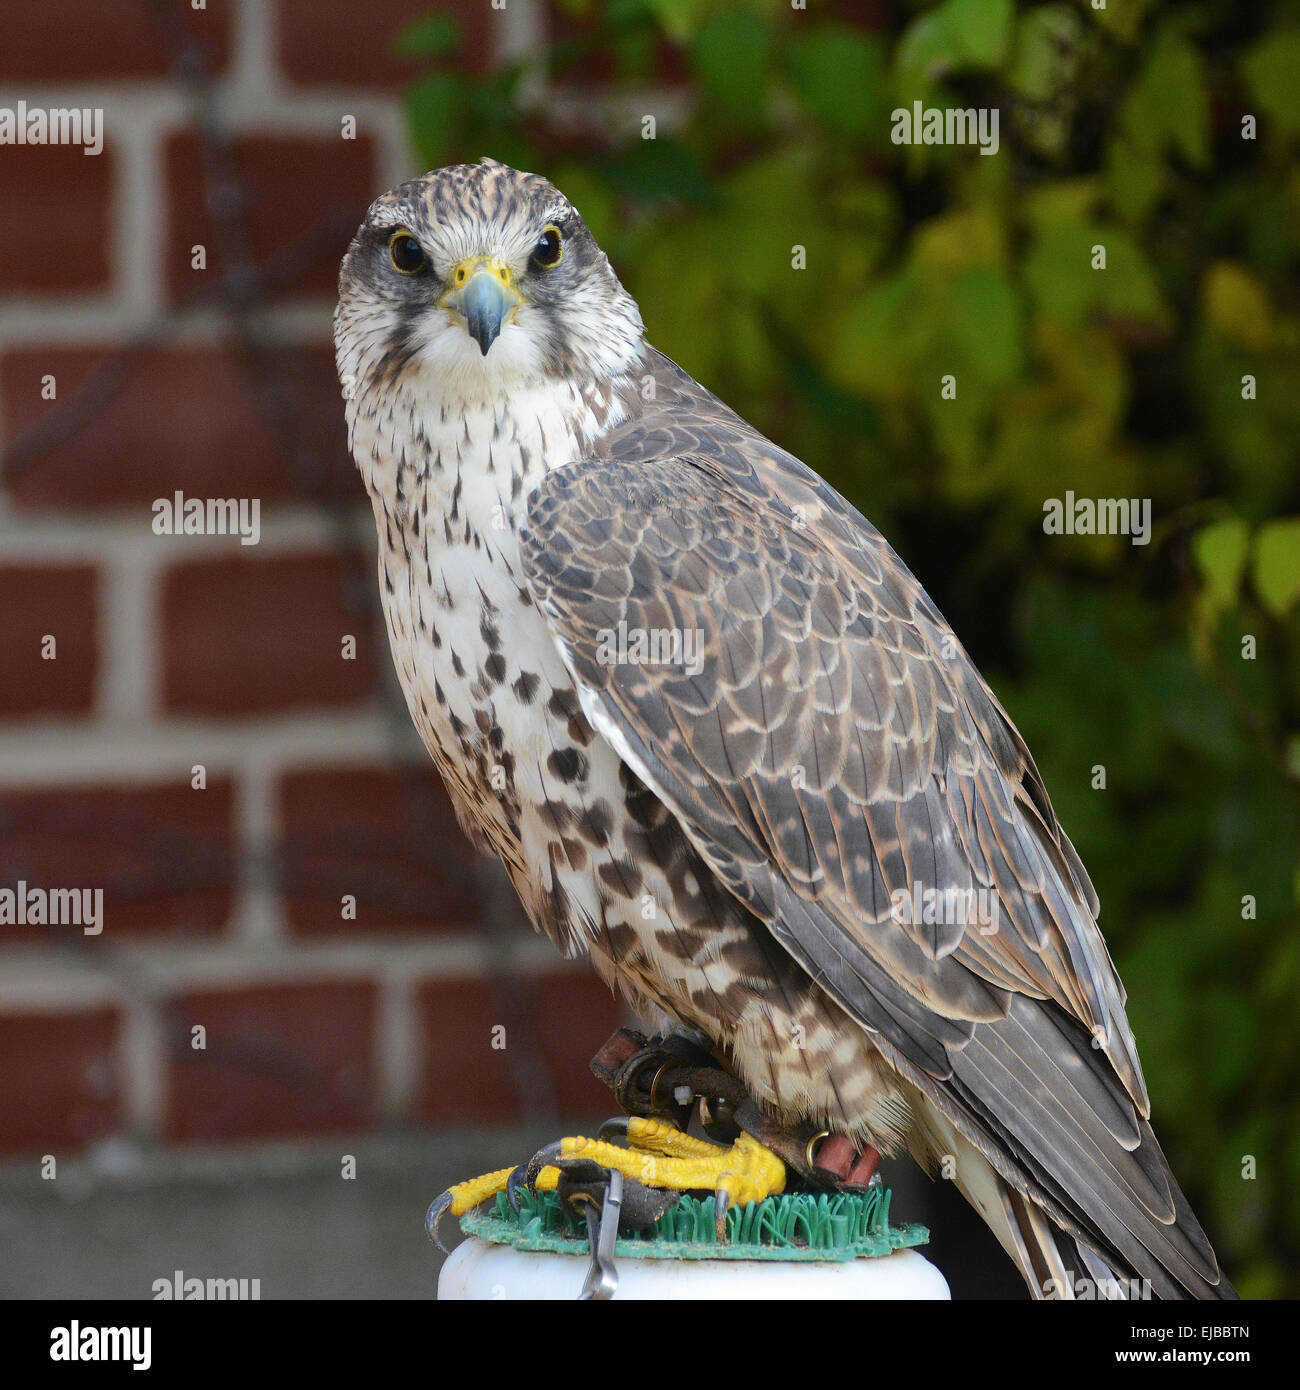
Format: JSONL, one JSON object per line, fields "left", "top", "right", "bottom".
{"left": 531, "top": 226, "right": 563, "bottom": 270}
{"left": 389, "top": 230, "right": 426, "bottom": 275}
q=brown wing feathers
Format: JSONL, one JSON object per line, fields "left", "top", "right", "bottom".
{"left": 520, "top": 350, "right": 1232, "bottom": 1298}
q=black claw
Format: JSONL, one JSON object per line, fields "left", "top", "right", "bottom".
{"left": 509, "top": 1140, "right": 564, "bottom": 1214}
{"left": 505, "top": 1163, "right": 529, "bottom": 1215}
{"left": 426, "top": 1190, "right": 454, "bottom": 1252}
{"left": 526, "top": 1140, "right": 564, "bottom": 1186}
{"left": 597, "top": 1116, "right": 631, "bottom": 1143}
{"left": 714, "top": 1189, "right": 731, "bottom": 1243}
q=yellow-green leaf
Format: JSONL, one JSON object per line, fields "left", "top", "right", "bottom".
{"left": 1204, "top": 263, "right": 1275, "bottom": 351}
{"left": 1253, "top": 518, "right": 1300, "bottom": 618}
{"left": 1194, "top": 518, "right": 1250, "bottom": 614}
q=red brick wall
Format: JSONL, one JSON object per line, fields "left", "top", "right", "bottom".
{"left": 0, "top": 0, "right": 622, "bottom": 1160}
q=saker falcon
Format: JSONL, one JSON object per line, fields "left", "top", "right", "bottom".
{"left": 334, "top": 159, "right": 1234, "bottom": 1299}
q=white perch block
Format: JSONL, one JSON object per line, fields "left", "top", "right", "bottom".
{"left": 440, "top": 1238, "right": 950, "bottom": 1299}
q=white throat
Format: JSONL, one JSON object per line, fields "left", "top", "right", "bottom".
{"left": 346, "top": 355, "right": 634, "bottom": 544}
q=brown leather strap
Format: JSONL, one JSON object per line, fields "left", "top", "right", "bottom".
{"left": 811, "top": 1132, "right": 858, "bottom": 1182}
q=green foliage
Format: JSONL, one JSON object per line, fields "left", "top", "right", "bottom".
{"left": 400, "top": 0, "right": 1300, "bottom": 1296}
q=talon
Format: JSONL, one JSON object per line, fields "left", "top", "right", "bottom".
{"left": 714, "top": 1188, "right": 730, "bottom": 1242}
{"left": 427, "top": 1165, "right": 515, "bottom": 1247}
{"left": 426, "top": 1189, "right": 454, "bottom": 1252}
{"left": 524, "top": 1140, "right": 564, "bottom": 1194}
{"left": 597, "top": 1116, "right": 631, "bottom": 1144}
{"left": 505, "top": 1163, "right": 528, "bottom": 1215}
{"left": 507, "top": 1147, "right": 563, "bottom": 1214}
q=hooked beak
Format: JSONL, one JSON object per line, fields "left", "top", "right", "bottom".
{"left": 440, "top": 257, "right": 522, "bottom": 356}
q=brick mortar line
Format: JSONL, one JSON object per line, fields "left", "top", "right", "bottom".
{"left": 377, "top": 971, "right": 417, "bottom": 1124}
{"left": 120, "top": 992, "right": 164, "bottom": 1135}
{"left": 0, "top": 300, "right": 129, "bottom": 343}
{"left": 0, "top": 932, "right": 580, "bottom": 1006}
{"left": 0, "top": 298, "right": 339, "bottom": 345}
{"left": 0, "top": 84, "right": 403, "bottom": 134}
{"left": 232, "top": 755, "right": 285, "bottom": 947}
{"left": 0, "top": 85, "right": 190, "bottom": 118}
{"left": 114, "top": 101, "right": 163, "bottom": 324}
{"left": 232, "top": 0, "right": 277, "bottom": 98}
{"left": 0, "top": 712, "right": 424, "bottom": 786}
{"left": 97, "top": 543, "right": 160, "bottom": 722}
{"left": 0, "top": 1124, "right": 557, "bottom": 1186}
{"left": 0, "top": 506, "right": 373, "bottom": 556}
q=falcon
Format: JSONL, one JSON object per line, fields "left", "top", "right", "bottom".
{"left": 334, "top": 159, "right": 1234, "bottom": 1299}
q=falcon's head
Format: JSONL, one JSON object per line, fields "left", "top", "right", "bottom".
{"left": 336, "top": 159, "right": 644, "bottom": 403}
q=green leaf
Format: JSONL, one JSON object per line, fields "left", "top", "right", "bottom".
{"left": 1203, "top": 262, "right": 1274, "bottom": 350}
{"left": 714, "top": 153, "right": 816, "bottom": 297}
{"left": 1023, "top": 224, "right": 1165, "bottom": 326}
{"left": 403, "top": 73, "right": 460, "bottom": 168}
{"left": 1194, "top": 518, "right": 1250, "bottom": 615}
{"left": 1024, "top": 179, "right": 1105, "bottom": 232}
{"left": 1253, "top": 518, "right": 1300, "bottom": 618}
{"left": 1090, "top": 0, "right": 1153, "bottom": 44}
{"left": 692, "top": 8, "right": 769, "bottom": 126}
{"left": 937, "top": 0, "right": 1013, "bottom": 69}
{"left": 948, "top": 269, "right": 1023, "bottom": 385}
{"left": 787, "top": 27, "right": 888, "bottom": 139}
{"left": 894, "top": 12, "right": 953, "bottom": 105}
{"left": 1010, "top": 5, "right": 1082, "bottom": 101}
{"left": 834, "top": 270, "right": 925, "bottom": 395}
{"left": 603, "top": 138, "right": 715, "bottom": 206}
{"left": 896, "top": 0, "right": 1012, "bottom": 92}
{"left": 549, "top": 164, "right": 618, "bottom": 247}
{"left": 1242, "top": 27, "right": 1300, "bottom": 135}
{"left": 1105, "top": 128, "right": 1167, "bottom": 227}
{"left": 645, "top": 0, "right": 708, "bottom": 45}
{"left": 1140, "top": 30, "right": 1210, "bottom": 169}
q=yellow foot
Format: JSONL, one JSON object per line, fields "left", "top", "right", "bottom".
{"left": 518, "top": 1117, "right": 786, "bottom": 1239}
{"left": 426, "top": 1163, "right": 559, "bottom": 1250}
{"left": 428, "top": 1118, "right": 787, "bottom": 1249}
{"left": 568, "top": 1117, "right": 785, "bottom": 1204}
